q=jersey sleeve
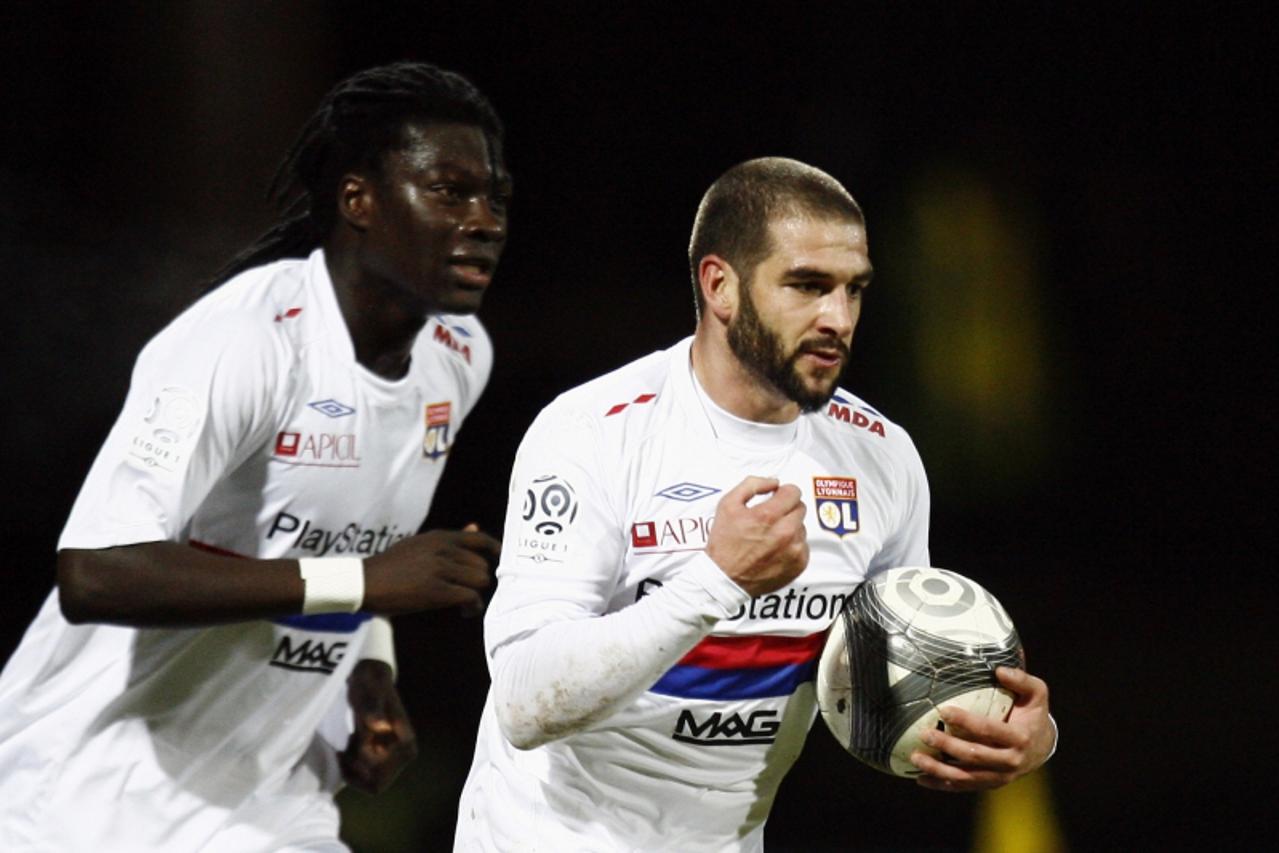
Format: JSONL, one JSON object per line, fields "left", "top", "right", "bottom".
{"left": 58, "top": 310, "right": 290, "bottom": 550}
{"left": 484, "top": 402, "right": 750, "bottom": 749}
{"left": 483, "top": 405, "right": 628, "bottom": 644}
{"left": 868, "top": 429, "right": 932, "bottom": 572}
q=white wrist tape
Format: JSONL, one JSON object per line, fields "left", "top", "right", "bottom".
{"left": 361, "top": 616, "right": 397, "bottom": 680}
{"left": 298, "top": 558, "right": 365, "bottom": 614}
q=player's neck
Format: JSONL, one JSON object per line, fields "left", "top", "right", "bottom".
{"left": 690, "top": 330, "right": 800, "bottom": 425}
{"left": 324, "top": 250, "right": 429, "bottom": 381}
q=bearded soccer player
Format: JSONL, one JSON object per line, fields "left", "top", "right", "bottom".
{"left": 454, "top": 158, "right": 1056, "bottom": 851}
{"left": 0, "top": 62, "right": 510, "bottom": 851}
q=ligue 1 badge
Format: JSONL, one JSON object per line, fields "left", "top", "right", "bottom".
{"left": 814, "top": 476, "right": 860, "bottom": 536}
{"left": 422, "top": 402, "right": 452, "bottom": 460}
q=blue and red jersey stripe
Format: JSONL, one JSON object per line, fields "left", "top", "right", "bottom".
{"left": 649, "top": 631, "right": 826, "bottom": 700}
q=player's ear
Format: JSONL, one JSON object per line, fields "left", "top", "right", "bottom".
{"left": 337, "top": 173, "right": 376, "bottom": 232}
{"left": 698, "top": 255, "right": 738, "bottom": 323}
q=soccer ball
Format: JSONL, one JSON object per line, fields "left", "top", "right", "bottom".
{"left": 815, "top": 566, "right": 1024, "bottom": 777}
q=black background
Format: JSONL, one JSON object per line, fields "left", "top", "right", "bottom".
{"left": 0, "top": 3, "right": 1272, "bottom": 851}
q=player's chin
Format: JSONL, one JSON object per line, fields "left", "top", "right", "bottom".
{"left": 813, "top": 375, "right": 840, "bottom": 397}
{"left": 794, "top": 375, "right": 840, "bottom": 410}
{"left": 436, "top": 285, "right": 488, "bottom": 315}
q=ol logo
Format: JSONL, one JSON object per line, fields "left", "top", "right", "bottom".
{"left": 423, "top": 402, "right": 452, "bottom": 460}
{"left": 814, "top": 476, "right": 860, "bottom": 536}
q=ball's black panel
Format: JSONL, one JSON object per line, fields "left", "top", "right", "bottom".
{"left": 839, "top": 575, "right": 1024, "bottom": 775}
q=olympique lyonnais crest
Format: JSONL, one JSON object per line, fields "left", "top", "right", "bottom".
{"left": 814, "top": 476, "right": 860, "bottom": 536}
{"left": 423, "top": 402, "right": 452, "bottom": 460}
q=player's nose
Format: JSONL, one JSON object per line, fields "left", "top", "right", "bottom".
{"left": 816, "top": 291, "right": 854, "bottom": 339}
{"left": 461, "top": 197, "right": 506, "bottom": 243}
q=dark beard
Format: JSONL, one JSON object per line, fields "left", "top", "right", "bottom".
{"left": 726, "top": 281, "right": 847, "bottom": 413}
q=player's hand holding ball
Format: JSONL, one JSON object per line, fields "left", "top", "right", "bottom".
{"left": 816, "top": 566, "right": 1056, "bottom": 790}
{"left": 911, "top": 665, "right": 1054, "bottom": 791}
{"left": 707, "top": 475, "right": 809, "bottom": 596}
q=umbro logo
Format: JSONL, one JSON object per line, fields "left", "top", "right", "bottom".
{"left": 655, "top": 482, "right": 720, "bottom": 503}
{"left": 308, "top": 399, "right": 356, "bottom": 418}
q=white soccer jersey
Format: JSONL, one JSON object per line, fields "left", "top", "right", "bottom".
{"left": 455, "top": 337, "right": 929, "bottom": 852}
{"left": 0, "top": 249, "right": 491, "bottom": 852}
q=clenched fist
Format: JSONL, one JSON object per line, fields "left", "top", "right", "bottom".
{"left": 706, "top": 476, "right": 809, "bottom": 597}
{"left": 363, "top": 524, "right": 500, "bottom": 616}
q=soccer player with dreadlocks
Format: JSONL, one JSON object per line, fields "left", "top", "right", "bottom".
{"left": 0, "top": 61, "right": 511, "bottom": 851}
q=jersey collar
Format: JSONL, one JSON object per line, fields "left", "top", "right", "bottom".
{"left": 672, "top": 337, "right": 800, "bottom": 451}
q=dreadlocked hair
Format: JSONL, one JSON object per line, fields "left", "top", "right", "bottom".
{"left": 209, "top": 61, "right": 503, "bottom": 287}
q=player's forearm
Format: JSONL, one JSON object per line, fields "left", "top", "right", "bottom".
{"left": 490, "top": 554, "right": 749, "bottom": 749}
{"left": 57, "top": 543, "right": 304, "bottom": 626}
{"left": 491, "top": 593, "right": 708, "bottom": 750}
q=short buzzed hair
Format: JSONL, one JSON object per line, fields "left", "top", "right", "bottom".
{"left": 688, "top": 157, "right": 864, "bottom": 313}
